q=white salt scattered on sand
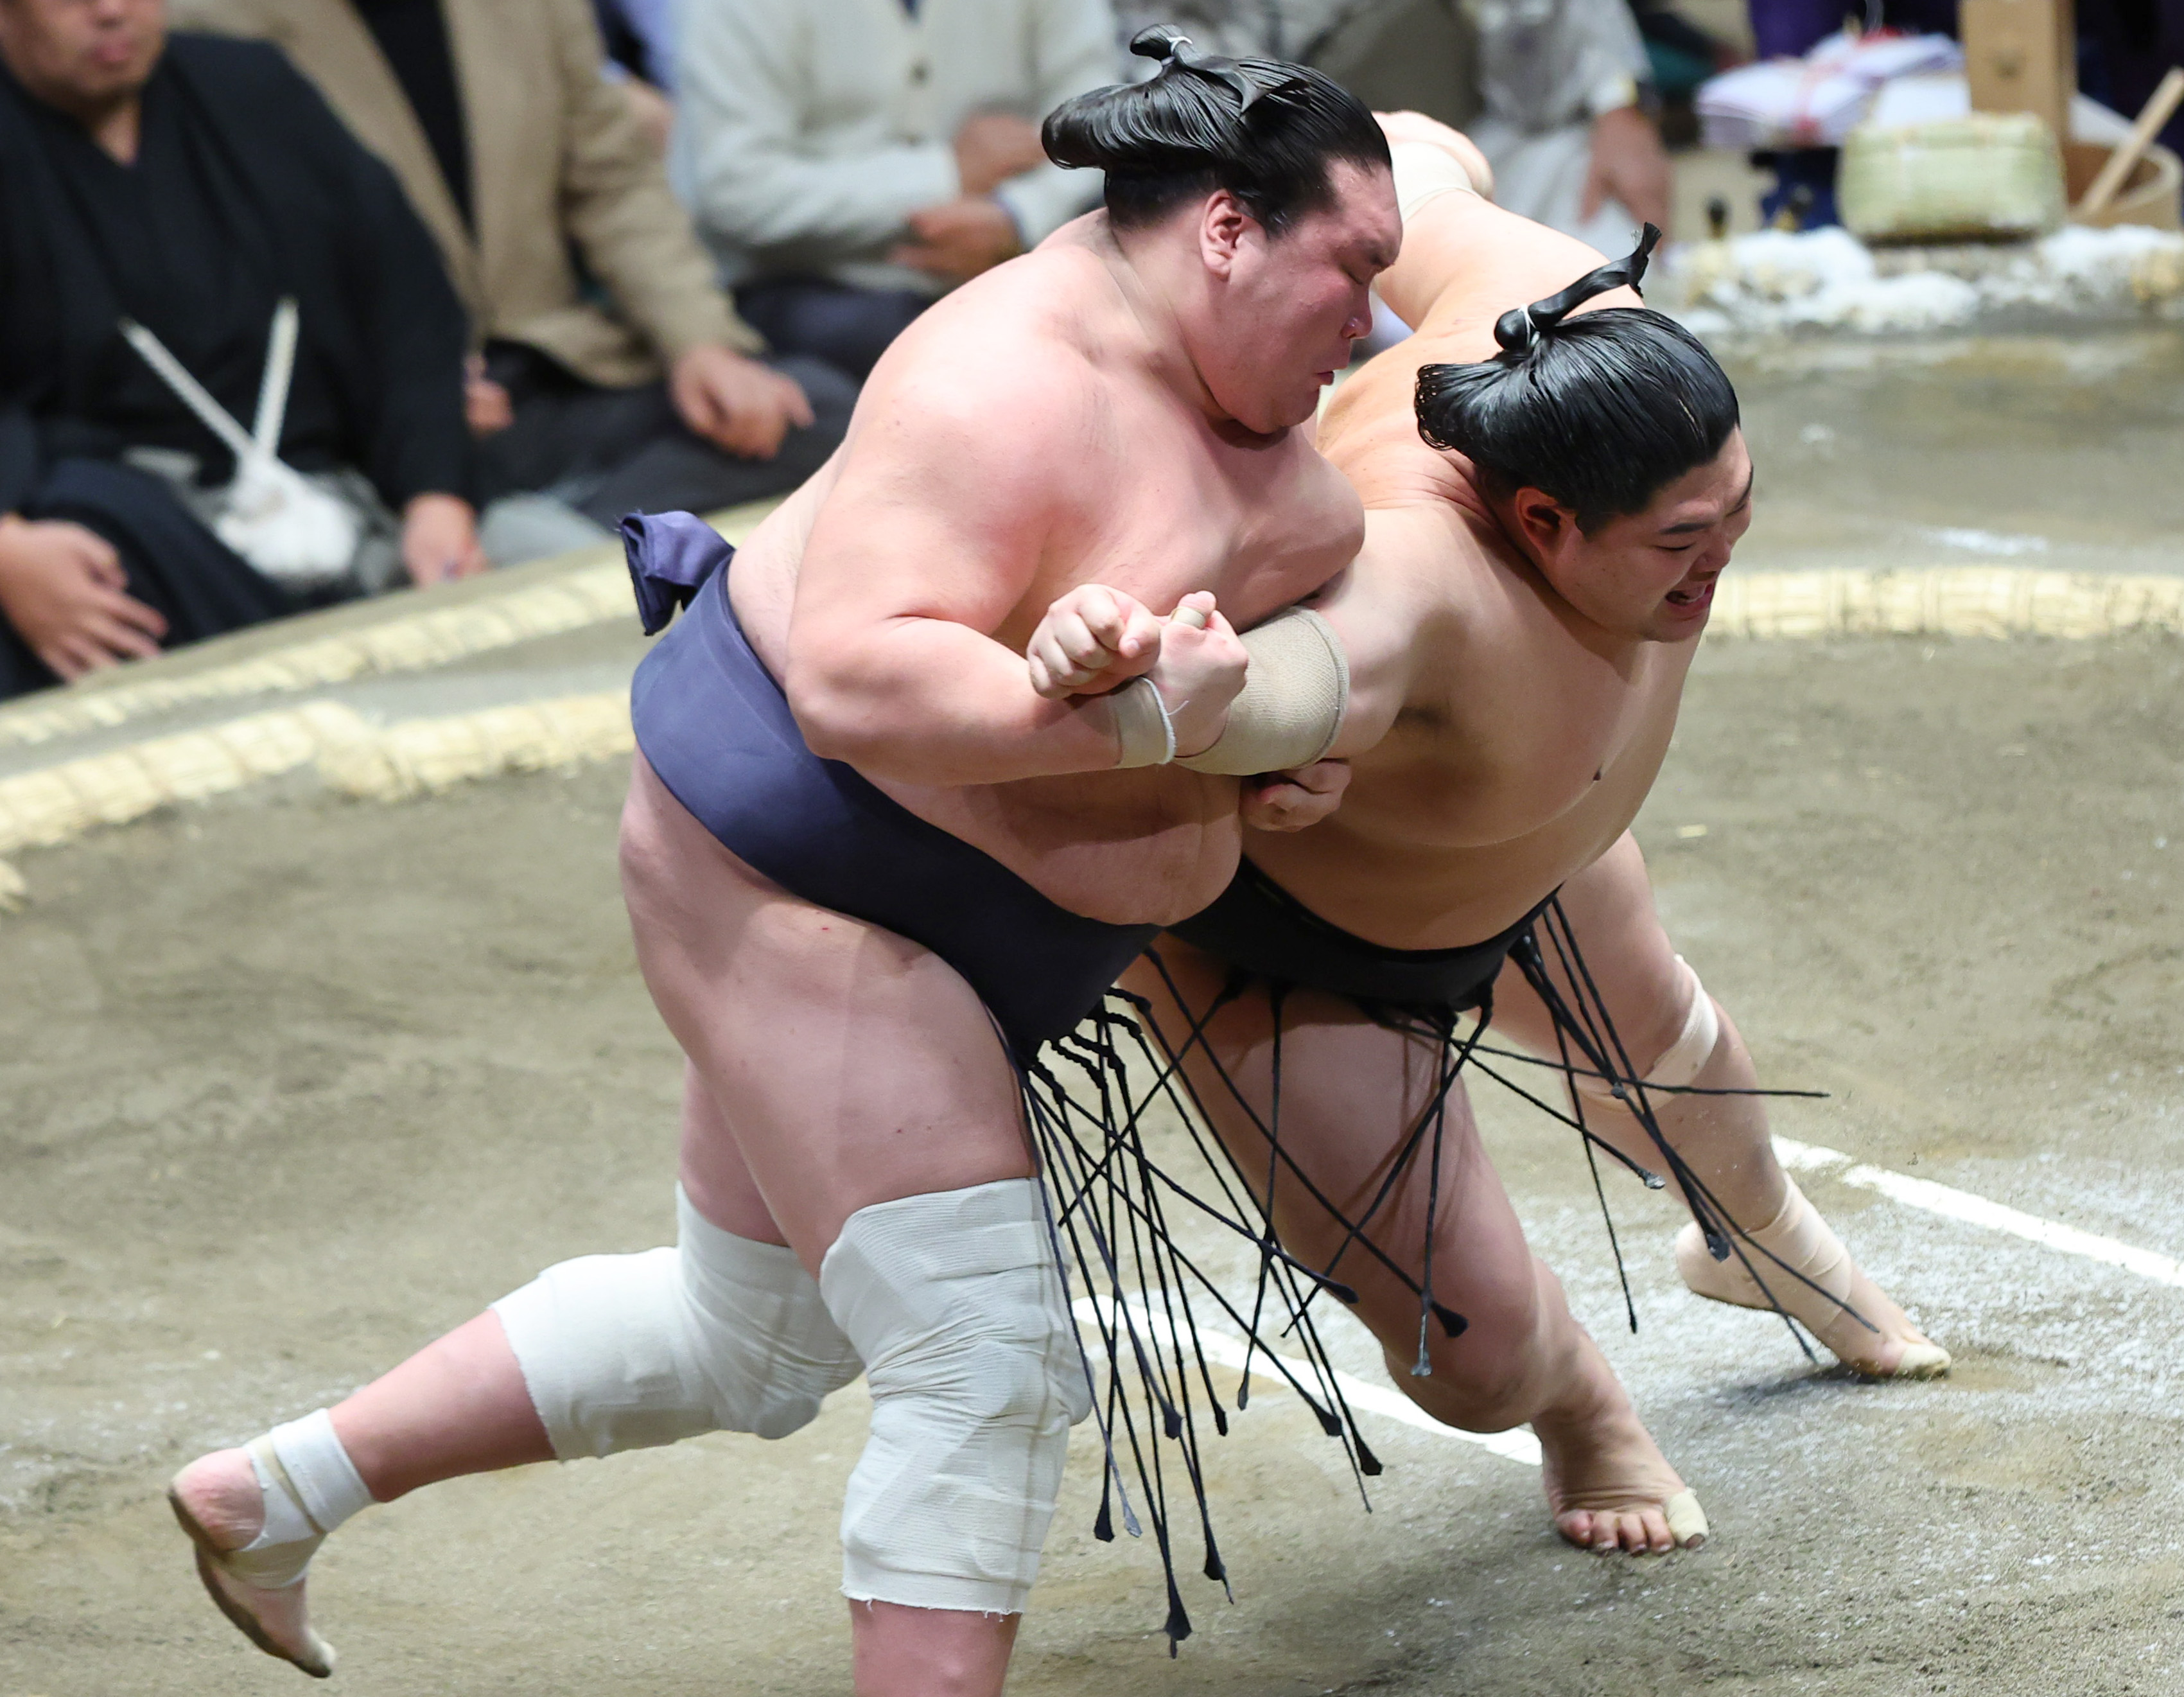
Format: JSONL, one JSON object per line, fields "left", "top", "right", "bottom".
{"left": 1668, "top": 224, "right": 2184, "bottom": 337}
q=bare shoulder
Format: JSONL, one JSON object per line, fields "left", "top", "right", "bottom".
{"left": 1381, "top": 192, "right": 1623, "bottom": 340}
{"left": 1351, "top": 498, "right": 1499, "bottom": 641}
{"left": 829, "top": 253, "right": 1116, "bottom": 531}
{"left": 1318, "top": 335, "right": 1481, "bottom": 512}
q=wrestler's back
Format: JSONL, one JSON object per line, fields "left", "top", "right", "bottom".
{"left": 730, "top": 225, "right": 1365, "bottom": 924}
{"left": 1239, "top": 342, "right": 1698, "bottom": 949}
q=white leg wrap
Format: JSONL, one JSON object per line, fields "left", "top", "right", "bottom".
{"left": 493, "top": 1187, "right": 862, "bottom": 1461}
{"left": 819, "top": 1177, "right": 1092, "bottom": 1616}
{"left": 1574, "top": 956, "right": 1721, "bottom": 1102}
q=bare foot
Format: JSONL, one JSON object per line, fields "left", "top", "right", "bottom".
{"left": 1676, "top": 1188, "right": 1951, "bottom": 1380}
{"left": 1531, "top": 1340, "right": 1708, "bottom": 1554}
{"left": 169, "top": 1448, "right": 336, "bottom": 1679}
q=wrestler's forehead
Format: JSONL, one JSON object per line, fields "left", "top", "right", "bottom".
{"left": 1289, "top": 159, "right": 1401, "bottom": 270}
{"left": 1652, "top": 430, "right": 1751, "bottom": 523}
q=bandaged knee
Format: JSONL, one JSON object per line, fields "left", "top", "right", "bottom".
{"left": 1574, "top": 956, "right": 1720, "bottom": 1103}
{"left": 492, "top": 1187, "right": 862, "bottom": 1461}
{"left": 819, "top": 1177, "right": 1092, "bottom": 1615}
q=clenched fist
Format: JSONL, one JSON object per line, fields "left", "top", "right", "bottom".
{"left": 1026, "top": 585, "right": 1248, "bottom": 761}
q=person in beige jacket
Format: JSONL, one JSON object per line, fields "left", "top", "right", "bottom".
{"left": 174, "top": 0, "right": 854, "bottom": 551}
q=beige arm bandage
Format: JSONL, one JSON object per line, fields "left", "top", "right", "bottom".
{"left": 1175, "top": 606, "right": 1350, "bottom": 776}
{"left": 1389, "top": 139, "right": 1484, "bottom": 224}
{"left": 1108, "top": 676, "right": 1176, "bottom": 768}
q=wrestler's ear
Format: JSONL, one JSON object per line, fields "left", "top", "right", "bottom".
{"left": 1198, "top": 189, "right": 1256, "bottom": 279}
{"left": 1507, "top": 486, "right": 1577, "bottom": 559}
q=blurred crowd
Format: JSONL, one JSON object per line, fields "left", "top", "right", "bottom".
{"left": 0, "top": 0, "right": 1719, "bottom": 699}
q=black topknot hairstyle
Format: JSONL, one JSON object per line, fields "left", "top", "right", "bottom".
{"left": 1042, "top": 25, "right": 1390, "bottom": 234}
{"left": 1414, "top": 228, "right": 1743, "bottom": 533}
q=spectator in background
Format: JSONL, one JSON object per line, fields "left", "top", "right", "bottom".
{"left": 175, "top": 0, "right": 855, "bottom": 558}
{"left": 676, "top": 0, "right": 1120, "bottom": 383}
{"left": 1126, "top": 0, "right": 1672, "bottom": 244}
{"left": 1464, "top": 0, "right": 1670, "bottom": 247}
{"left": 592, "top": 0, "right": 674, "bottom": 154}
{"left": 1754, "top": 0, "right": 2182, "bottom": 159}
{"left": 1747, "top": 0, "right": 1957, "bottom": 59}
{"left": 0, "top": 0, "right": 476, "bottom": 701}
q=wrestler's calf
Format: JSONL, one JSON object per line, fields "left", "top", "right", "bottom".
{"left": 1570, "top": 956, "right": 1950, "bottom": 1378}
{"left": 171, "top": 1189, "right": 862, "bottom": 1679}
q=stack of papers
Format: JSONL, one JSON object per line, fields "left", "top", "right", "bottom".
{"left": 1697, "top": 31, "right": 1965, "bottom": 150}
{"left": 1862, "top": 72, "right": 2135, "bottom": 143}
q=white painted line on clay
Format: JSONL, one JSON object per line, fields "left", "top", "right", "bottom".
{"left": 1776, "top": 1137, "right": 2184, "bottom": 1288}
{"left": 1073, "top": 1295, "right": 1542, "bottom": 1466}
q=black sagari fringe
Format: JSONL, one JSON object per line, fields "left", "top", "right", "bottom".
{"left": 1027, "top": 895, "right": 1840, "bottom": 1650}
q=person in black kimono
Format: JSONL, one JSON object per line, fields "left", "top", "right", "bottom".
{"left": 0, "top": 0, "right": 475, "bottom": 699}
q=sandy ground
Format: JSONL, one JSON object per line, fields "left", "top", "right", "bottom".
{"left": 1728, "top": 332, "right": 2184, "bottom": 581}
{"left": 4, "top": 619, "right": 2183, "bottom": 1696}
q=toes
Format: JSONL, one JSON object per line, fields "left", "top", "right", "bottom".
{"left": 1663, "top": 1489, "right": 1710, "bottom": 1549}
{"left": 194, "top": 1548, "right": 336, "bottom": 1678}
{"left": 1559, "top": 1500, "right": 1706, "bottom": 1556}
{"left": 1889, "top": 1341, "right": 1953, "bottom": 1379}
{"left": 1849, "top": 1337, "right": 1952, "bottom": 1380}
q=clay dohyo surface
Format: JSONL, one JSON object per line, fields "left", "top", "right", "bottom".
{"left": 3, "top": 634, "right": 2182, "bottom": 1696}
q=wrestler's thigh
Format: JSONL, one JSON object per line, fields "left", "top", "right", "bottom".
{"left": 622, "top": 756, "right": 1030, "bottom": 1274}
{"left": 1124, "top": 944, "right": 1541, "bottom": 1360}
{"left": 677, "top": 1060, "right": 790, "bottom": 1245}
{"left": 1492, "top": 832, "right": 1687, "bottom": 1062}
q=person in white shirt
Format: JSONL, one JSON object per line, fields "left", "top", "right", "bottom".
{"left": 1117, "top": 0, "right": 1672, "bottom": 246}
{"left": 676, "top": 0, "right": 1123, "bottom": 380}
{"left": 1460, "top": 0, "right": 1668, "bottom": 250}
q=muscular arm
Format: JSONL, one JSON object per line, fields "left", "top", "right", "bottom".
{"left": 784, "top": 358, "right": 1133, "bottom": 786}
{"left": 1306, "top": 505, "right": 1452, "bottom": 759}
{"left": 1374, "top": 145, "right": 1638, "bottom": 348}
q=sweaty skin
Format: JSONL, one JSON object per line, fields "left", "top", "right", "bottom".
{"left": 1225, "top": 148, "right": 1943, "bottom": 1379}
{"left": 729, "top": 173, "right": 1397, "bottom": 926}
{"left": 1255, "top": 212, "right": 1722, "bottom": 942}
{"left": 1084, "top": 174, "right": 1731, "bottom": 1559}
{"left": 166, "top": 164, "right": 1414, "bottom": 1697}
{"left": 1097, "top": 139, "right": 1938, "bottom": 1576}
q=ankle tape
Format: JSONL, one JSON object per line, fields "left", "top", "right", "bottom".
{"left": 265, "top": 1409, "right": 372, "bottom": 1536}
{"left": 222, "top": 1411, "right": 370, "bottom": 1590}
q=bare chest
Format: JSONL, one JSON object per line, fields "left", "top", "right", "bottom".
{"left": 1243, "top": 627, "right": 1692, "bottom": 948}
{"left": 1021, "top": 408, "right": 1363, "bottom": 638}
{"left": 1355, "top": 615, "right": 1690, "bottom": 852}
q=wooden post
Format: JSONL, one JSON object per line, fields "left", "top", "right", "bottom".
{"left": 1961, "top": 0, "right": 2077, "bottom": 141}
{"left": 2075, "top": 66, "right": 2184, "bottom": 218}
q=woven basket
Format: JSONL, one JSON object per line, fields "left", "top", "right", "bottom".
{"left": 1840, "top": 112, "right": 2066, "bottom": 243}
